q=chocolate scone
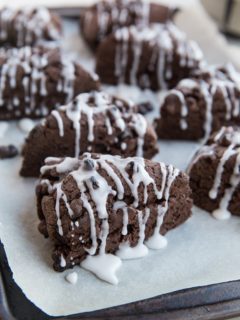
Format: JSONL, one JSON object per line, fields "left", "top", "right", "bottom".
{"left": 0, "top": 46, "right": 100, "bottom": 120}
{"left": 188, "top": 126, "right": 240, "bottom": 220}
{"left": 0, "top": 7, "right": 61, "bottom": 47}
{"left": 81, "top": 0, "right": 177, "bottom": 49}
{"left": 95, "top": 22, "right": 203, "bottom": 90}
{"left": 155, "top": 64, "right": 240, "bottom": 140}
{"left": 20, "top": 91, "right": 158, "bottom": 177}
{"left": 36, "top": 153, "right": 192, "bottom": 283}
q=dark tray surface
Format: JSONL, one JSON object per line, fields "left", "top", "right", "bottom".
{"left": 1, "top": 240, "right": 240, "bottom": 320}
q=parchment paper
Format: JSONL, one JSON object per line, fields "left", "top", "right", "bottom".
{"left": 0, "top": 2, "right": 240, "bottom": 317}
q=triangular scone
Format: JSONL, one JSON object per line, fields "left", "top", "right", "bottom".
{"left": 155, "top": 64, "right": 240, "bottom": 140}
{"left": 96, "top": 23, "right": 203, "bottom": 90}
{"left": 81, "top": 0, "right": 176, "bottom": 49}
{"left": 0, "top": 7, "right": 61, "bottom": 47}
{"left": 20, "top": 91, "right": 158, "bottom": 177}
{"left": 36, "top": 153, "right": 192, "bottom": 283}
{"left": 0, "top": 46, "right": 100, "bottom": 120}
{"left": 188, "top": 126, "right": 240, "bottom": 220}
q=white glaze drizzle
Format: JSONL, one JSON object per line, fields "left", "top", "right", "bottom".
{"left": 130, "top": 113, "right": 147, "bottom": 157}
{"left": 54, "top": 183, "right": 64, "bottom": 236}
{"left": 51, "top": 111, "right": 64, "bottom": 137}
{"left": 201, "top": 82, "right": 214, "bottom": 142}
{"left": 65, "top": 272, "right": 78, "bottom": 284}
{"left": 160, "top": 64, "right": 240, "bottom": 139}
{"left": 113, "top": 201, "right": 129, "bottom": 235}
{"left": 146, "top": 164, "right": 179, "bottom": 249}
{"left": 52, "top": 91, "right": 147, "bottom": 157}
{"left": 189, "top": 127, "right": 240, "bottom": 220}
{"left": 214, "top": 126, "right": 226, "bottom": 142}
{"left": 41, "top": 153, "right": 180, "bottom": 283}
{"left": 115, "top": 27, "right": 129, "bottom": 83}
{"left": 212, "top": 150, "right": 240, "bottom": 220}
{"left": 116, "top": 208, "right": 150, "bottom": 260}
{"left": 81, "top": 254, "right": 122, "bottom": 285}
{"left": 122, "top": 207, "right": 129, "bottom": 236}
{"left": 0, "top": 47, "right": 80, "bottom": 117}
{"left": 60, "top": 57, "right": 76, "bottom": 102}
{"left": 209, "top": 144, "right": 235, "bottom": 199}
{"left": 113, "top": 22, "right": 203, "bottom": 89}
{"left": 80, "top": 185, "right": 98, "bottom": 255}
{"left": 95, "top": 0, "right": 151, "bottom": 42}
{"left": 186, "top": 145, "right": 215, "bottom": 175}
{"left": 60, "top": 254, "right": 66, "bottom": 268}
{"left": 0, "top": 7, "right": 60, "bottom": 46}
{"left": 40, "top": 157, "right": 80, "bottom": 175}
{"left": 96, "top": 2, "right": 109, "bottom": 40}
{"left": 169, "top": 89, "right": 188, "bottom": 130}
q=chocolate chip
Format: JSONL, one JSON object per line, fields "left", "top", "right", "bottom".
{"left": 137, "top": 102, "right": 153, "bottom": 115}
{"left": 127, "top": 161, "right": 135, "bottom": 171}
{"left": 71, "top": 98, "right": 78, "bottom": 111}
{"left": 90, "top": 176, "right": 99, "bottom": 189}
{"left": 88, "top": 95, "right": 95, "bottom": 105}
{"left": 221, "top": 136, "right": 232, "bottom": 147}
{"left": 83, "top": 159, "right": 94, "bottom": 171}
{"left": 0, "top": 145, "right": 18, "bottom": 159}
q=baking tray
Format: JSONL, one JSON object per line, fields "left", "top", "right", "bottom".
{"left": 1, "top": 6, "right": 240, "bottom": 320}
{"left": 1, "top": 239, "right": 240, "bottom": 320}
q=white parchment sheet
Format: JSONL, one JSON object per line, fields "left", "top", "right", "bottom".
{"left": 0, "top": 2, "right": 240, "bottom": 317}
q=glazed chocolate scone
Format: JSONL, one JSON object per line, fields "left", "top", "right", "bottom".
{"left": 36, "top": 153, "right": 192, "bottom": 283}
{"left": 188, "top": 126, "right": 240, "bottom": 220}
{"left": 0, "top": 46, "right": 100, "bottom": 120}
{"left": 95, "top": 22, "right": 203, "bottom": 90}
{"left": 0, "top": 7, "right": 61, "bottom": 47}
{"left": 81, "top": 0, "right": 177, "bottom": 49}
{"left": 20, "top": 91, "right": 158, "bottom": 177}
{"left": 155, "top": 64, "right": 240, "bottom": 140}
